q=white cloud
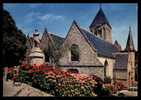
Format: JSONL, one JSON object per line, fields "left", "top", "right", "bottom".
{"left": 38, "top": 14, "right": 65, "bottom": 21}
{"left": 24, "top": 12, "right": 41, "bottom": 24}
{"left": 25, "top": 12, "right": 65, "bottom": 25}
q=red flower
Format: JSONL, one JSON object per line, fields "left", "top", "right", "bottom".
{"left": 12, "top": 76, "right": 16, "bottom": 81}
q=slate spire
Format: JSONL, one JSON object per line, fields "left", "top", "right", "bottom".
{"left": 89, "top": 7, "right": 111, "bottom": 29}
{"left": 125, "top": 26, "right": 135, "bottom": 52}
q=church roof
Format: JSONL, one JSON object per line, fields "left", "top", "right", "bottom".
{"left": 71, "top": 20, "right": 119, "bottom": 58}
{"left": 89, "top": 8, "right": 111, "bottom": 29}
{"left": 40, "top": 28, "right": 64, "bottom": 50}
{"left": 79, "top": 28, "right": 119, "bottom": 58}
{"left": 114, "top": 40, "right": 122, "bottom": 51}
{"left": 114, "top": 53, "right": 128, "bottom": 69}
{"left": 125, "top": 26, "right": 135, "bottom": 52}
{"left": 50, "top": 33, "right": 64, "bottom": 49}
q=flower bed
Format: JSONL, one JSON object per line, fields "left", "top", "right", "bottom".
{"left": 5, "top": 63, "right": 109, "bottom": 96}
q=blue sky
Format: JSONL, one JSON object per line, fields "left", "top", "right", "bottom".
{"left": 4, "top": 3, "right": 138, "bottom": 50}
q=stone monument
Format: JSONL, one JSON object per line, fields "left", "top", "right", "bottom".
{"left": 29, "top": 29, "right": 45, "bottom": 66}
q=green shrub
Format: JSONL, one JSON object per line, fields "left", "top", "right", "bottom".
{"left": 101, "top": 88, "right": 112, "bottom": 96}
{"left": 7, "top": 72, "right": 13, "bottom": 80}
{"left": 118, "top": 93, "right": 125, "bottom": 97}
{"left": 17, "top": 70, "right": 31, "bottom": 84}
{"left": 104, "top": 77, "right": 111, "bottom": 84}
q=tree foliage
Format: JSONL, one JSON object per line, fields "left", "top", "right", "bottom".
{"left": 2, "top": 10, "right": 27, "bottom": 67}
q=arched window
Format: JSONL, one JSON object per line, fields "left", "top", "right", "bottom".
{"left": 104, "top": 60, "right": 108, "bottom": 78}
{"left": 104, "top": 60, "right": 108, "bottom": 67}
{"left": 71, "top": 44, "right": 79, "bottom": 61}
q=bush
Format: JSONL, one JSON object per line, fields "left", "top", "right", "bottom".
{"left": 104, "top": 77, "right": 111, "bottom": 84}
{"left": 13, "top": 64, "right": 110, "bottom": 96}
{"left": 6, "top": 67, "right": 14, "bottom": 80}
{"left": 104, "top": 84, "right": 114, "bottom": 94}
{"left": 113, "top": 81, "right": 127, "bottom": 92}
{"left": 101, "top": 88, "right": 112, "bottom": 96}
{"left": 17, "top": 70, "right": 31, "bottom": 84}
{"left": 118, "top": 93, "right": 125, "bottom": 97}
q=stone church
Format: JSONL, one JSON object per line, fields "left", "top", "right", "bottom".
{"left": 26, "top": 7, "right": 136, "bottom": 87}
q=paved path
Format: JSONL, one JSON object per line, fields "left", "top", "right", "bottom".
{"left": 3, "top": 79, "right": 53, "bottom": 96}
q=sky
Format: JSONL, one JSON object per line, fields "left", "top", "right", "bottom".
{"left": 4, "top": 3, "right": 138, "bottom": 50}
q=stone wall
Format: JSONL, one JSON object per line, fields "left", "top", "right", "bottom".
{"left": 127, "top": 52, "right": 135, "bottom": 87}
{"left": 59, "top": 23, "right": 102, "bottom": 66}
{"left": 58, "top": 23, "right": 104, "bottom": 80}
{"left": 98, "top": 56, "right": 115, "bottom": 79}
{"left": 113, "top": 69, "right": 127, "bottom": 80}
{"left": 90, "top": 24, "right": 112, "bottom": 43}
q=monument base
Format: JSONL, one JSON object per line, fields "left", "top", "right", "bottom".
{"left": 29, "top": 47, "right": 45, "bottom": 66}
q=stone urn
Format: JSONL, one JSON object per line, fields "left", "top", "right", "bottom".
{"left": 29, "top": 47, "right": 45, "bottom": 66}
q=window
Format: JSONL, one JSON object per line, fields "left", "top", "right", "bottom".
{"left": 71, "top": 44, "right": 79, "bottom": 61}
{"left": 104, "top": 60, "right": 108, "bottom": 77}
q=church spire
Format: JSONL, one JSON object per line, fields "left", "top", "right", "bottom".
{"left": 125, "top": 26, "right": 135, "bottom": 52}
{"left": 100, "top": 3, "right": 102, "bottom": 9}
{"left": 89, "top": 6, "right": 111, "bottom": 29}
{"left": 89, "top": 5, "right": 112, "bottom": 43}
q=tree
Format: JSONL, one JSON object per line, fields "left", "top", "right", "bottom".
{"left": 2, "top": 10, "right": 27, "bottom": 67}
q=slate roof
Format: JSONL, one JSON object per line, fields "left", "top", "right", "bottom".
{"left": 40, "top": 28, "right": 64, "bottom": 50}
{"left": 114, "top": 40, "right": 122, "bottom": 51}
{"left": 79, "top": 27, "right": 119, "bottom": 58}
{"left": 89, "top": 8, "right": 111, "bottom": 29}
{"left": 114, "top": 53, "right": 128, "bottom": 69}
{"left": 50, "top": 33, "right": 64, "bottom": 49}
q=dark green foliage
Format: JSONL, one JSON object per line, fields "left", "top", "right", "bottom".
{"left": 2, "top": 10, "right": 27, "bottom": 67}
{"left": 93, "top": 80, "right": 112, "bottom": 96}
{"left": 104, "top": 76, "right": 111, "bottom": 84}
{"left": 18, "top": 70, "right": 30, "bottom": 84}
{"left": 101, "top": 88, "right": 112, "bottom": 96}
{"left": 7, "top": 71, "right": 13, "bottom": 80}
{"left": 118, "top": 93, "right": 125, "bottom": 97}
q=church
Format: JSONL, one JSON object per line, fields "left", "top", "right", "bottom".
{"left": 26, "top": 7, "right": 136, "bottom": 87}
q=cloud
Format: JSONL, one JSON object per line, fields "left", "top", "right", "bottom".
{"left": 24, "top": 12, "right": 65, "bottom": 25}
{"left": 24, "top": 12, "right": 42, "bottom": 24}
{"left": 38, "top": 14, "right": 65, "bottom": 22}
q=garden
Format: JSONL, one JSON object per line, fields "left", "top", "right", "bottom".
{"left": 5, "top": 63, "right": 116, "bottom": 96}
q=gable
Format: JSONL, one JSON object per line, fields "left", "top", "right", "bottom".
{"left": 59, "top": 22, "right": 103, "bottom": 66}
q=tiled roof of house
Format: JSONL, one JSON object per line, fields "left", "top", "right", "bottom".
{"left": 79, "top": 28, "right": 119, "bottom": 58}
{"left": 89, "top": 8, "right": 111, "bottom": 29}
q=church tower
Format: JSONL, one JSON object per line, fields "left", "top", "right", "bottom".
{"left": 89, "top": 7, "right": 112, "bottom": 43}
{"left": 125, "top": 26, "right": 135, "bottom": 87}
{"left": 125, "top": 26, "right": 135, "bottom": 52}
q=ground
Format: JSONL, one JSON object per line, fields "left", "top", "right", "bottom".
{"left": 3, "top": 79, "right": 52, "bottom": 96}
